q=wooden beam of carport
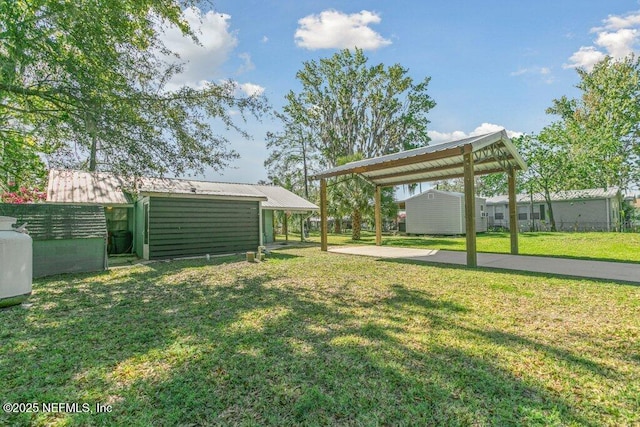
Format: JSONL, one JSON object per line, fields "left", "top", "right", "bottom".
{"left": 375, "top": 185, "right": 382, "bottom": 246}
{"left": 320, "top": 178, "right": 328, "bottom": 251}
{"left": 316, "top": 146, "right": 465, "bottom": 179}
{"left": 366, "top": 154, "right": 517, "bottom": 183}
{"left": 463, "top": 146, "right": 477, "bottom": 267}
{"left": 508, "top": 167, "right": 519, "bottom": 255}
{"left": 368, "top": 166, "right": 509, "bottom": 187}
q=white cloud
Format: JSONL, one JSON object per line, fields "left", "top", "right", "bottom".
{"left": 158, "top": 7, "right": 238, "bottom": 90}
{"left": 564, "top": 46, "right": 607, "bottom": 70}
{"left": 428, "top": 130, "right": 468, "bottom": 144}
{"left": 295, "top": 9, "right": 391, "bottom": 50}
{"left": 237, "top": 52, "right": 255, "bottom": 74}
{"left": 236, "top": 82, "right": 265, "bottom": 97}
{"left": 261, "top": 35, "right": 269, "bottom": 43}
{"left": 509, "top": 66, "right": 554, "bottom": 83}
{"left": 565, "top": 10, "right": 640, "bottom": 71}
{"left": 595, "top": 28, "right": 638, "bottom": 58}
{"left": 596, "top": 12, "right": 640, "bottom": 31}
{"left": 428, "top": 124, "right": 522, "bottom": 145}
{"left": 510, "top": 68, "right": 528, "bottom": 76}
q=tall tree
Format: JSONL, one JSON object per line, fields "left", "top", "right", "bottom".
{"left": 267, "top": 48, "right": 435, "bottom": 239}
{"left": 547, "top": 55, "right": 640, "bottom": 192}
{"left": 0, "top": 0, "right": 267, "bottom": 183}
{"left": 516, "top": 127, "right": 578, "bottom": 231}
{"left": 264, "top": 111, "right": 319, "bottom": 200}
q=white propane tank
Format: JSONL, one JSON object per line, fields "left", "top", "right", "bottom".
{"left": 0, "top": 216, "right": 32, "bottom": 307}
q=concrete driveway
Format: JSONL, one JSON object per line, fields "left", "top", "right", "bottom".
{"left": 328, "top": 246, "right": 640, "bottom": 283}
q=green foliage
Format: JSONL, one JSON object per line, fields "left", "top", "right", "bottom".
{"left": 0, "top": 130, "right": 50, "bottom": 192}
{"left": 547, "top": 55, "right": 640, "bottom": 192}
{"left": 0, "top": 0, "right": 267, "bottom": 178}
{"left": 266, "top": 48, "right": 435, "bottom": 237}
{"left": 264, "top": 111, "right": 319, "bottom": 199}
{"left": 286, "top": 48, "right": 435, "bottom": 167}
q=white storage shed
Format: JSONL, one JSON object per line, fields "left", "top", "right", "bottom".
{"left": 405, "top": 189, "right": 487, "bottom": 235}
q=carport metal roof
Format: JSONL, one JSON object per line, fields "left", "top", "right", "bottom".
{"left": 313, "top": 129, "right": 527, "bottom": 268}
{"left": 313, "top": 130, "right": 526, "bottom": 186}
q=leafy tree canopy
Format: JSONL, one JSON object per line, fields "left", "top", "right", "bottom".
{"left": 1, "top": 0, "right": 267, "bottom": 191}
{"left": 547, "top": 55, "right": 640, "bottom": 192}
{"left": 265, "top": 48, "right": 435, "bottom": 238}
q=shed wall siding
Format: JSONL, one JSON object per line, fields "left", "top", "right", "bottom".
{"left": 406, "top": 191, "right": 487, "bottom": 234}
{"left": 406, "top": 192, "right": 463, "bottom": 234}
{"left": 148, "top": 197, "right": 259, "bottom": 258}
{"left": 33, "top": 239, "right": 105, "bottom": 278}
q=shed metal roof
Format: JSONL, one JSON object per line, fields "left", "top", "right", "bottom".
{"left": 47, "top": 170, "right": 319, "bottom": 211}
{"left": 47, "top": 170, "right": 134, "bottom": 205}
{"left": 312, "top": 130, "right": 526, "bottom": 186}
{"left": 486, "top": 187, "right": 620, "bottom": 204}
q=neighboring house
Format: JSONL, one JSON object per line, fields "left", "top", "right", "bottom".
{"left": 46, "top": 170, "right": 318, "bottom": 260}
{"left": 486, "top": 188, "right": 620, "bottom": 232}
{"left": 404, "top": 189, "right": 487, "bottom": 235}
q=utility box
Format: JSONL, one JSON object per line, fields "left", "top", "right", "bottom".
{"left": 0, "top": 216, "right": 32, "bottom": 307}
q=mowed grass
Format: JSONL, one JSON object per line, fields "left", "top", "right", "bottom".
{"left": 1, "top": 248, "right": 639, "bottom": 426}
{"left": 303, "top": 231, "right": 640, "bottom": 263}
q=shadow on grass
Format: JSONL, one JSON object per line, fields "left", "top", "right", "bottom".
{"left": 0, "top": 254, "right": 619, "bottom": 425}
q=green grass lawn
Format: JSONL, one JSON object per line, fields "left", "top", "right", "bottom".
{"left": 301, "top": 231, "right": 640, "bottom": 263}
{"left": 1, "top": 248, "right": 639, "bottom": 426}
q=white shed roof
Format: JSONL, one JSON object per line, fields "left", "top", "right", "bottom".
{"left": 47, "top": 170, "right": 318, "bottom": 211}
{"left": 403, "top": 188, "right": 465, "bottom": 202}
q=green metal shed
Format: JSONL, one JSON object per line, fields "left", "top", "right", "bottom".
{"left": 46, "top": 170, "right": 319, "bottom": 260}
{"left": 134, "top": 194, "right": 265, "bottom": 259}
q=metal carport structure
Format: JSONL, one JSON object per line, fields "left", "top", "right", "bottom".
{"left": 312, "top": 130, "right": 527, "bottom": 267}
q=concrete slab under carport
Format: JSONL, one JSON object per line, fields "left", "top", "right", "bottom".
{"left": 328, "top": 246, "right": 640, "bottom": 284}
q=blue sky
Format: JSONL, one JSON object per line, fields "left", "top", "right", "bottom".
{"left": 159, "top": 1, "right": 640, "bottom": 184}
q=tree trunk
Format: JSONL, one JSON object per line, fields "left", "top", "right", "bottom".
{"left": 87, "top": 114, "right": 98, "bottom": 171}
{"left": 352, "top": 209, "right": 362, "bottom": 240}
{"left": 284, "top": 213, "right": 288, "bottom": 241}
{"left": 333, "top": 218, "right": 341, "bottom": 234}
{"left": 544, "top": 189, "right": 556, "bottom": 232}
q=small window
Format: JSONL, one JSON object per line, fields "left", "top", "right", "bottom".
{"left": 480, "top": 205, "right": 484, "bottom": 212}
{"left": 518, "top": 213, "right": 528, "bottom": 220}
{"left": 427, "top": 193, "right": 435, "bottom": 199}
{"left": 531, "top": 212, "right": 540, "bottom": 220}
{"left": 539, "top": 204, "right": 546, "bottom": 220}
{"left": 494, "top": 213, "right": 504, "bottom": 220}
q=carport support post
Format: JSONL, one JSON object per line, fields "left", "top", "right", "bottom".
{"left": 375, "top": 185, "right": 382, "bottom": 246}
{"left": 508, "top": 167, "right": 519, "bottom": 254}
{"left": 463, "top": 146, "right": 477, "bottom": 267}
{"left": 320, "top": 178, "right": 328, "bottom": 251}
